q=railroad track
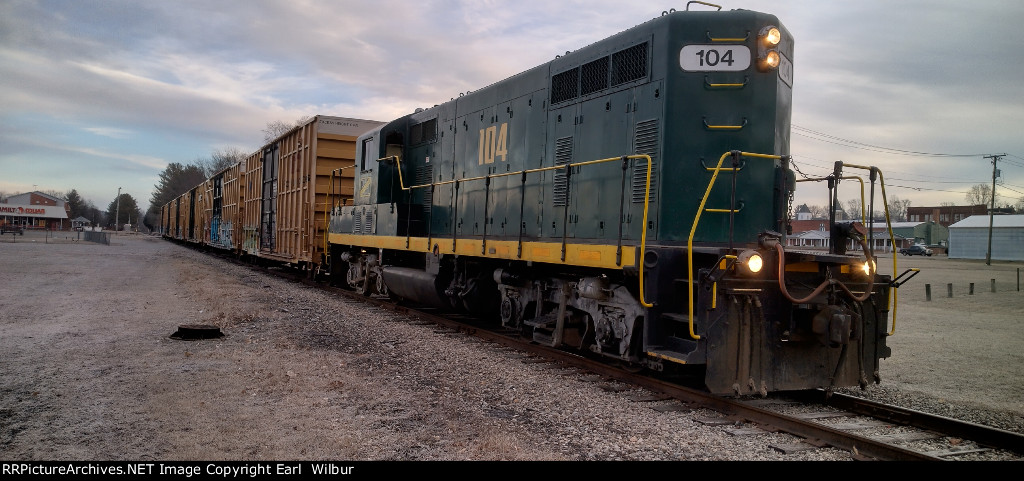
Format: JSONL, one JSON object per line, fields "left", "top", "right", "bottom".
{"left": 195, "top": 248, "right": 1024, "bottom": 461}
{"left": 318, "top": 282, "right": 1024, "bottom": 461}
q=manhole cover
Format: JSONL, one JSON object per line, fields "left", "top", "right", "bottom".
{"left": 170, "top": 324, "right": 224, "bottom": 340}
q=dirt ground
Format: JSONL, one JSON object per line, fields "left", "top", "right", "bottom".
{"left": 861, "top": 249, "right": 1024, "bottom": 413}
{"left": 1, "top": 230, "right": 1022, "bottom": 460}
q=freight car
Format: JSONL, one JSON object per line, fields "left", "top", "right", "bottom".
{"left": 161, "top": 115, "right": 384, "bottom": 273}
{"left": 326, "top": 5, "right": 908, "bottom": 396}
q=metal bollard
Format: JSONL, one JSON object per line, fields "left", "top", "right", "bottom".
{"left": 992, "top": 278, "right": 996, "bottom": 293}
{"left": 926, "top": 284, "right": 931, "bottom": 301}
{"left": 948, "top": 283, "right": 953, "bottom": 298}
{"left": 970, "top": 283, "right": 975, "bottom": 295}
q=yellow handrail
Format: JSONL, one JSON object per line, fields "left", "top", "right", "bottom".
{"left": 687, "top": 151, "right": 782, "bottom": 340}
{"left": 704, "top": 76, "right": 748, "bottom": 89}
{"left": 841, "top": 163, "right": 899, "bottom": 336}
{"left": 704, "top": 120, "right": 746, "bottom": 130}
{"left": 324, "top": 165, "right": 357, "bottom": 263}
{"left": 380, "top": 153, "right": 654, "bottom": 308}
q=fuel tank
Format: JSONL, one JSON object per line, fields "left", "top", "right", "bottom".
{"left": 380, "top": 266, "right": 450, "bottom": 309}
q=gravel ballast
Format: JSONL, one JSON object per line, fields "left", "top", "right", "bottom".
{"left": 1, "top": 232, "right": 1021, "bottom": 461}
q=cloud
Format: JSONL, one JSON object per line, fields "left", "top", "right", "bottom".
{"left": 83, "top": 127, "right": 134, "bottom": 139}
{"left": 1, "top": 0, "right": 1022, "bottom": 210}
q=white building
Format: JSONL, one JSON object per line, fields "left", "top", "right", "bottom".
{"left": 948, "top": 215, "right": 1024, "bottom": 261}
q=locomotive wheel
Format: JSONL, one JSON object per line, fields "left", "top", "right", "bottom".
{"left": 357, "top": 276, "right": 371, "bottom": 296}
{"left": 375, "top": 273, "right": 389, "bottom": 297}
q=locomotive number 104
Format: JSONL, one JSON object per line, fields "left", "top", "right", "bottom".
{"left": 679, "top": 45, "right": 751, "bottom": 71}
{"left": 479, "top": 122, "right": 509, "bottom": 165}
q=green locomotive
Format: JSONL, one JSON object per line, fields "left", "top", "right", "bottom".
{"left": 328, "top": 6, "right": 899, "bottom": 395}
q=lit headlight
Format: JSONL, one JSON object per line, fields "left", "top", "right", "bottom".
{"left": 757, "top": 25, "right": 782, "bottom": 72}
{"left": 861, "top": 259, "right": 876, "bottom": 276}
{"left": 737, "top": 250, "right": 764, "bottom": 275}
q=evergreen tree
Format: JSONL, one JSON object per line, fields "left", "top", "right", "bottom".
{"left": 64, "top": 189, "right": 87, "bottom": 219}
{"left": 106, "top": 193, "right": 141, "bottom": 230}
{"left": 145, "top": 162, "right": 207, "bottom": 228}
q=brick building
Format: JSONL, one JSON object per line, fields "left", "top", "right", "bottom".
{"left": 907, "top": 205, "right": 987, "bottom": 228}
{"left": 0, "top": 191, "right": 71, "bottom": 230}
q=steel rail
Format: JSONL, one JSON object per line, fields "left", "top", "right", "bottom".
{"left": 177, "top": 239, "right": 1018, "bottom": 462}
{"left": 787, "top": 390, "right": 1024, "bottom": 456}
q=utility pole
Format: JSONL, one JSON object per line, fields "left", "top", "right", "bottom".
{"left": 115, "top": 187, "right": 121, "bottom": 234}
{"left": 984, "top": 154, "right": 1005, "bottom": 265}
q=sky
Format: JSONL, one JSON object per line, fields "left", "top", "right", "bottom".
{"left": 2, "top": 0, "right": 1023, "bottom": 216}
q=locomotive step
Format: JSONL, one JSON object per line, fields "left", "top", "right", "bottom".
{"left": 660, "top": 312, "right": 690, "bottom": 323}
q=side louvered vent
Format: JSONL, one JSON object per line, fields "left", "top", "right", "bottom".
{"left": 353, "top": 210, "right": 362, "bottom": 235}
{"left": 415, "top": 165, "right": 433, "bottom": 217}
{"left": 612, "top": 42, "right": 648, "bottom": 86}
{"left": 632, "top": 119, "right": 659, "bottom": 203}
{"left": 363, "top": 210, "right": 374, "bottom": 235}
{"left": 580, "top": 57, "right": 609, "bottom": 96}
{"left": 552, "top": 137, "right": 573, "bottom": 206}
{"left": 551, "top": 42, "right": 648, "bottom": 104}
{"left": 551, "top": 68, "right": 579, "bottom": 104}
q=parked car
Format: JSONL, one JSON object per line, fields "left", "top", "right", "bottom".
{"left": 900, "top": 244, "right": 933, "bottom": 256}
{"left": 1, "top": 224, "right": 25, "bottom": 235}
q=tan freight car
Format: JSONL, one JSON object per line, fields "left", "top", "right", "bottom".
{"left": 204, "top": 161, "right": 245, "bottom": 251}
{"left": 173, "top": 188, "right": 195, "bottom": 241}
{"left": 242, "top": 115, "right": 384, "bottom": 272}
{"left": 160, "top": 203, "right": 169, "bottom": 236}
{"left": 194, "top": 179, "right": 211, "bottom": 243}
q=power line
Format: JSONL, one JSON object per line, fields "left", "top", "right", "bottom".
{"left": 886, "top": 176, "right": 988, "bottom": 185}
{"left": 787, "top": 129, "right": 1023, "bottom": 207}
{"left": 1001, "top": 157, "right": 1024, "bottom": 168}
{"left": 793, "top": 125, "right": 992, "bottom": 158}
{"left": 1000, "top": 185, "right": 1024, "bottom": 196}
{"left": 789, "top": 158, "right": 973, "bottom": 196}
{"left": 790, "top": 152, "right": 991, "bottom": 184}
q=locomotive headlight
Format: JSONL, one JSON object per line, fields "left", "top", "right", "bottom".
{"left": 757, "top": 25, "right": 783, "bottom": 72}
{"left": 763, "top": 27, "right": 781, "bottom": 46}
{"left": 861, "top": 259, "right": 876, "bottom": 276}
{"left": 737, "top": 250, "right": 764, "bottom": 276}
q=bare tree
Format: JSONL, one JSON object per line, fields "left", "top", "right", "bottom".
{"left": 886, "top": 195, "right": 912, "bottom": 222}
{"left": 966, "top": 183, "right": 994, "bottom": 206}
{"left": 262, "top": 120, "right": 292, "bottom": 143}
{"left": 195, "top": 147, "right": 248, "bottom": 177}
{"left": 845, "top": 198, "right": 863, "bottom": 222}
{"left": 261, "top": 116, "right": 314, "bottom": 143}
{"left": 807, "top": 204, "right": 828, "bottom": 219}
